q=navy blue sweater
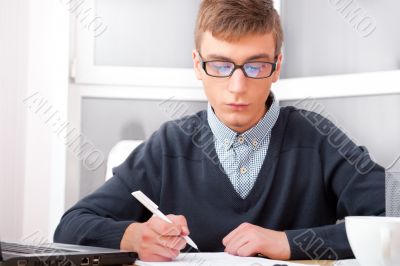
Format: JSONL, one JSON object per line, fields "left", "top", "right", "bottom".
{"left": 54, "top": 106, "right": 385, "bottom": 260}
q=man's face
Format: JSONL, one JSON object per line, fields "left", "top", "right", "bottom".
{"left": 192, "top": 31, "right": 282, "bottom": 133}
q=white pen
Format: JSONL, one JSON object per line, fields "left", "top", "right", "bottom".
{"left": 131, "top": 190, "right": 199, "bottom": 250}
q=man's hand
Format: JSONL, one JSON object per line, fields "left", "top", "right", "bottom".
{"left": 222, "top": 222, "right": 290, "bottom": 260}
{"left": 120, "top": 214, "right": 189, "bottom": 261}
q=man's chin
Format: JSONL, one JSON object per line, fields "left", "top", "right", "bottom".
{"left": 224, "top": 119, "right": 251, "bottom": 133}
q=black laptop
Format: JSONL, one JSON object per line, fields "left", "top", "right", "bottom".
{"left": 0, "top": 241, "right": 137, "bottom": 266}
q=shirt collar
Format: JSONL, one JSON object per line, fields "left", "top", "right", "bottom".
{"left": 207, "top": 93, "right": 280, "bottom": 150}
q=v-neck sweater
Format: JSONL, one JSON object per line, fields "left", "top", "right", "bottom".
{"left": 54, "top": 106, "right": 385, "bottom": 260}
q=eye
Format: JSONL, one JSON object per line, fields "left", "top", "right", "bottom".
{"left": 244, "top": 64, "right": 262, "bottom": 76}
{"left": 244, "top": 63, "right": 271, "bottom": 77}
{"left": 247, "top": 65, "right": 260, "bottom": 71}
{"left": 208, "top": 62, "right": 233, "bottom": 75}
{"left": 211, "top": 62, "right": 231, "bottom": 69}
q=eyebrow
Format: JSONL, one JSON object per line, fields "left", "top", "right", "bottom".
{"left": 205, "top": 53, "right": 275, "bottom": 62}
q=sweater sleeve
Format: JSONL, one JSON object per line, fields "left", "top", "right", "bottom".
{"left": 53, "top": 131, "right": 163, "bottom": 249}
{"left": 285, "top": 115, "right": 385, "bottom": 260}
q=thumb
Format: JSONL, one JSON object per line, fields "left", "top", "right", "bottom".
{"left": 168, "top": 214, "right": 190, "bottom": 235}
{"left": 181, "top": 225, "right": 189, "bottom": 236}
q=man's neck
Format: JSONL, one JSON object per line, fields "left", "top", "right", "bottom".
{"left": 228, "top": 106, "right": 268, "bottom": 134}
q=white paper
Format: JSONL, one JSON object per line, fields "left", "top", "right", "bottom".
{"left": 333, "top": 259, "right": 360, "bottom": 266}
{"left": 135, "top": 252, "right": 318, "bottom": 266}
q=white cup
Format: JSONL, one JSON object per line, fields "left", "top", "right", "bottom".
{"left": 345, "top": 216, "right": 400, "bottom": 266}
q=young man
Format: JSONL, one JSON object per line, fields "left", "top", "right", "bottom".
{"left": 54, "top": 0, "right": 384, "bottom": 262}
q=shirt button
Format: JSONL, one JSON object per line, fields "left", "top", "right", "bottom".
{"left": 252, "top": 139, "right": 258, "bottom": 147}
{"left": 224, "top": 139, "right": 230, "bottom": 146}
{"left": 240, "top": 167, "right": 247, "bottom": 174}
{"left": 237, "top": 136, "right": 245, "bottom": 144}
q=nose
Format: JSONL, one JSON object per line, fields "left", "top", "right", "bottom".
{"left": 227, "top": 68, "right": 247, "bottom": 94}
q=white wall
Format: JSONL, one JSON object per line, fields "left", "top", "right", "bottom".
{"left": 0, "top": 0, "right": 69, "bottom": 242}
{"left": 281, "top": 0, "right": 400, "bottom": 78}
{"left": 0, "top": 0, "right": 29, "bottom": 241}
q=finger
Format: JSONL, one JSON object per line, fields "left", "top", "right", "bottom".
{"left": 236, "top": 241, "right": 258, "bottom": 257}
{"left": 139, "top": 253, "right": 171, "bottom": 262}
{"left": 222, "top": 228, "right": 239, "bottom": 246}
{"left": 223, "top": 222, "right": 250, "bottom": 246}
{"left": 156, "top": 235, "right": 187, "bottom": 250}
{"left": 140, "top": 244, "right": 180, "bottom": 261}
{"left": 224, "top": 234, "right": 248, "bottom": 255}
{"left": 148, "top": 215, "right": 183, "bottom": 237}
{"left": 152, "top": 244, "right": 180, "bottom": 260}
{"left": 167, "top": 215, "right": 189, "bottom": 235}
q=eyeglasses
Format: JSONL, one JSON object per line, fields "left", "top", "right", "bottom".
{"left": 198, "top": 52, "right": 277, "bottom": 79}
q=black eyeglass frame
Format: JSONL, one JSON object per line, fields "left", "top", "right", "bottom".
{"left": 198, "top": 52, "right": 277, "bottom": 79}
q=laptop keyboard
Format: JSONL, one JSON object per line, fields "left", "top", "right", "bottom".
{"left": 2, "top": 242, "right": 75, "bottom": 254}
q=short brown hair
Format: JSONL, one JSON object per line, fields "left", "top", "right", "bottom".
{"left": 195, "top": 0, "right": 283, "bottom": 56}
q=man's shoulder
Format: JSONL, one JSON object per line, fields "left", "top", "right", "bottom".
{"left": 159, "top": 109, "right": 208, "bottom": 137}
{"left": 146, "top": 110, "right": 208, "bottom": 159}
{"left": 279, "top": 105, "right": 339, "bottom": 145}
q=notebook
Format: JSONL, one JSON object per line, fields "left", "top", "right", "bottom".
{"left": 0, "top": 241, "right": 137, "bottom": 266}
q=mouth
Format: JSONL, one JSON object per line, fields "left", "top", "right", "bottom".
{"left": 226, "top": 103, "right": 249, "bottom": 111}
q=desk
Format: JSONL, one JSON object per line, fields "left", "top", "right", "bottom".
{"left": 132, "top": 251, "right": 359, "bottom": 266}
{"left": 134, "top": 260, "right": 360, "bottom": 266}
{"left": 294, "top": 261, "right": 334, "bottom": 265}
{"left": 134, "top": 260, "right": 336, "bottom": 266}
{"left": 293, "top": 260, "right": 359, "bottom": 266}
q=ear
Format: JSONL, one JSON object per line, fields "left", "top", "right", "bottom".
{"left": 192, "top": 49, "right": 203, "bottom": 80}
{"left": 271, "top": 53, "right": 283, "bottom": 83}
